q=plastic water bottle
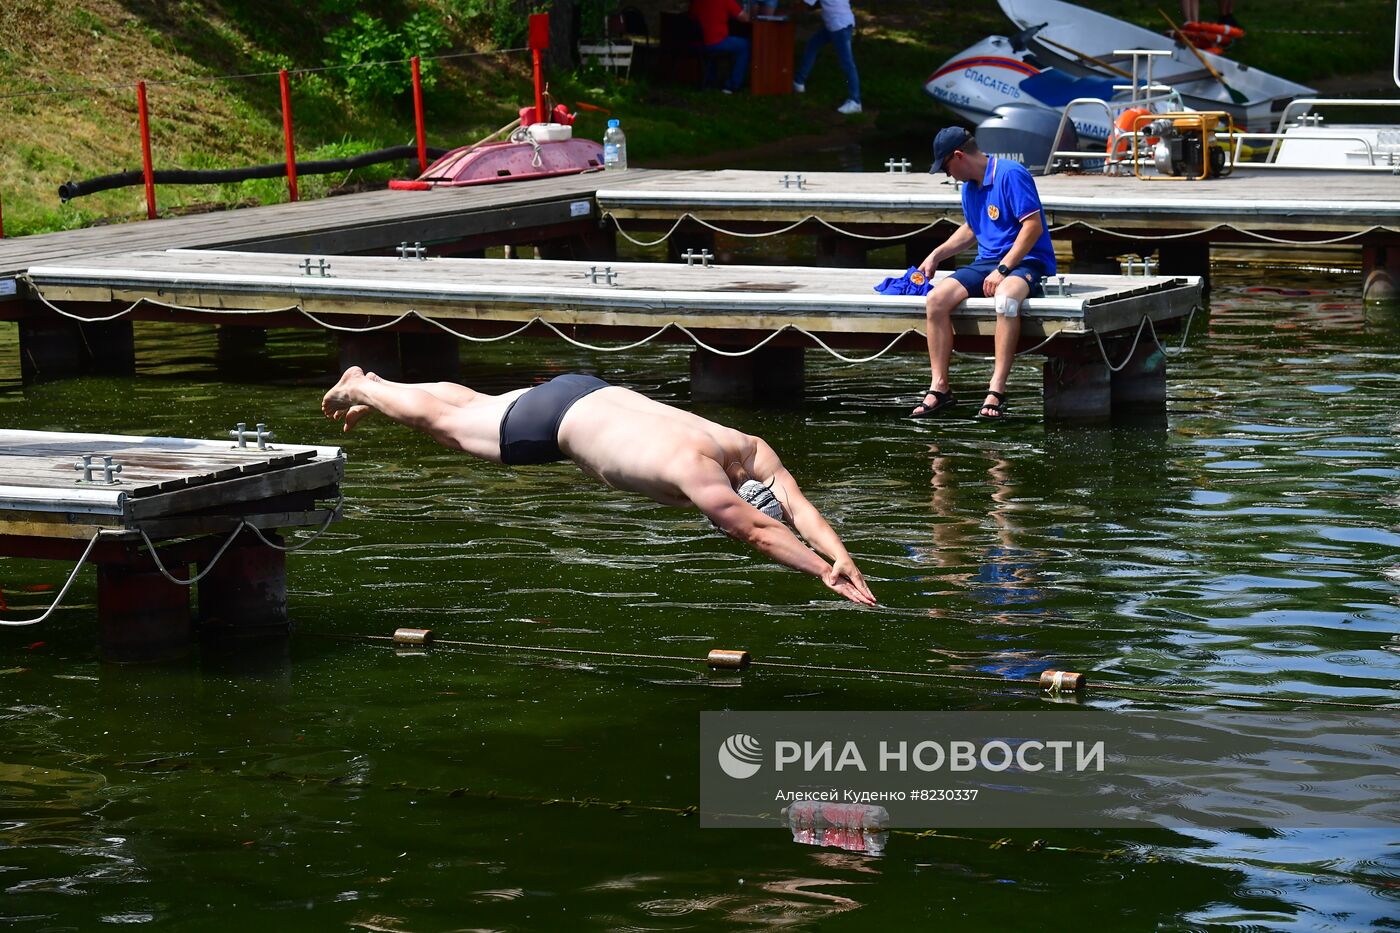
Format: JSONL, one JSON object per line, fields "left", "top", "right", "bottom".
{"left": 603, "top": 119, "right": 627, "bottom": 172}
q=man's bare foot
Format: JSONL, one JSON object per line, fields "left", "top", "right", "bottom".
{"left": 340, "top": 404, "right": 372, "bottom": 432}
{"left": 322, "top": 365, "right": 365, "bottom": 420}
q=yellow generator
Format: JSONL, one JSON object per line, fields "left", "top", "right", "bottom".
{"left": 1133, "top": 111, "right": 1236, "bottom": 180}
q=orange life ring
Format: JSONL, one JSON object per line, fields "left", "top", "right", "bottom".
{"left": 1106, "top": 107, "right": 1153, "bottom": 158}
{"left": 1182, "top": 20, "right": 1244, "bottom": 42}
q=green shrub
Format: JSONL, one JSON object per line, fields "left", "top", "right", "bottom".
{"left": 324, "top": 10, "right": 450, "bottom": 103}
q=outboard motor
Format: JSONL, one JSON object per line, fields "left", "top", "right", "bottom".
{"left": 975, "top": 105, "right": 1080, "bottom": 174}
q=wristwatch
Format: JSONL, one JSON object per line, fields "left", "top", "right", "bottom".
{"left": 995, "top": 263, "right": 1010, "bottom": 275}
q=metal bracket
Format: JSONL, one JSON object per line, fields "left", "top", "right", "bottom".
{"left": 1048, "top": 275, "right": 1071, "bottom": 297}
{"left": 396, "top": 241, "right": 427, "bottom": 261}
{"left": 681, "top": 249, "right": 714, "bottom": 268}
{"left": 74, "top": 454, "right": 122, "bottom": 485}
{"left": 1121, "top": 257, "right": 1158, "bottom": 277}
{"left": 585, "top": 265, "right": 619, "bottom": 285}
{"left": 884, "top": 157, "right": 911, "bottom": 173}
{"left": 229, "top": 422, "right": 275, "bottom": 450}
{"left": 779, "top": 173, "right": 807, "bottom": 190}
{"left": 300, "top": 258, "right": 333, "bottom": 277}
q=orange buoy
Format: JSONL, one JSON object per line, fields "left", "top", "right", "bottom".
{"left": 1106, "top": 107, "right": 1153, "bottom": 158}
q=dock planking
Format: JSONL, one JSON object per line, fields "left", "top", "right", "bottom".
{"left": 595, "top": 169, "right": 1400, "bottom": 235}
{"left": 0, "top": 169, "right": 682, "bottom": 282}
{"left": 0, "top": 428, "right": 344, "bottom": 539}
{"left": 20, "top": 248, "right": 1201, "bottom": 347}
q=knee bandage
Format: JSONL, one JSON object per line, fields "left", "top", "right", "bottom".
{"left": 995, "top": 295, "right": 1021, "bottom": 318}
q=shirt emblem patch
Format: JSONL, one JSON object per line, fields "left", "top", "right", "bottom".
{"left": 910, "top": 270, "right": 926, "bottom": 286}
{"left": 987, "top": 204, "right": 1000, "bottom": 221}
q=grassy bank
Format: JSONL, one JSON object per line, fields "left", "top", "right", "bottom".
{"left": 1, "top": 0, "right": 1393, "bottom": 236}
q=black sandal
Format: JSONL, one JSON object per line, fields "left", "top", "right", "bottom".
{"left": 975, "top": 390, "right": 1008, "bottom": 420}
{"left": 911, "top": 388, "right": 957, "bottom": 418}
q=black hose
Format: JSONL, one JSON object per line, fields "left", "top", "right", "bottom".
{"left": 58, "top": 143, "right": 452, "bottom": 202}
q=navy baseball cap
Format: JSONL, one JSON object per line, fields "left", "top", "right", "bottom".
{"left": 930, "top": 126, "right": 972, "bottom": 174}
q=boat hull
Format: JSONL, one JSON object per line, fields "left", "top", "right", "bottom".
{"left": 390, "top": 138, "right": 605, "bottom": 190}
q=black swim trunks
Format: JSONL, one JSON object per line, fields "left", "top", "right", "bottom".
{"left": 498, "top": 373, "right": 610, "bottom": 465}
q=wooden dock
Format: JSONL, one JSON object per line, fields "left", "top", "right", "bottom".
{"left": 18, "top": 248, "right": 1201, "bottom": 417}
{"left": 0, "top": 428, "right": 344, "bottom": 661}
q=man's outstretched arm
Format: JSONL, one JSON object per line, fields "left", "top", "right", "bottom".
{"left": 679, "top": 455, "right": 876, "bottom": 606}
{"left": 751, "top": 438, "right": 876, "bottom": 604}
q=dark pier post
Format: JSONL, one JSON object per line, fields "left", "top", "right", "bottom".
{"left": 197, "top": 529, "right": 289, "bottom": 637}
{"left": 815, "top": 234, "right": 868, "bottom": 268}
{"left": 1157, "top": 240, "right": 1212, "bottom": 294}
{"left": 96, "top": 548, "right": 193, "bottom": 663}
{"left": 337, "top": 331, "right": 402, "bottom": 380}
{"left": 217, "top": 325, "right": 267, "bottom": 367}
{"left": 1109, "top": 341, "right": 1167, "bottom": 412}
{"left": 690, "top": 345, "right": 804, "bottom": 404}
{"left": 1042, "top": 353, "right": 1112, "bottom": 421}
{"left": 538, "top": 227, "right": 617, "bottom": 262}
{"left": 666, "top": 219, "right": 716, "bottom": 264}
{"left": 19, "top": 317, "right": 135, "bottom": 382}
{"left": 399, "top": 332, "right": 460, "bottom": 381}
{"left": 1069, "top": 237, "right": 1121, "bottom": 275}
{"left": 1363, "top": 242, "right": 1400, "bottom": 304}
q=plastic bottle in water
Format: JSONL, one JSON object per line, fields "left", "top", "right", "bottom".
{"left": 603, "top": 119, "right": 627, "bottom": 171}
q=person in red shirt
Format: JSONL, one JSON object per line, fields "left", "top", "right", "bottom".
{"left": 689, "top": 0, "right": 750, "bottom": 93}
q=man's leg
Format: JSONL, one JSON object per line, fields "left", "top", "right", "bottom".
{"left": 913, "top": 277, "right": 970, "bottom": 414}
{"left": 793, "top": 28, "right": 830, "bottom": 85}
{"left": 323, "top": 367, "right": 513, "bottom": 460}
{"left": 982, "top": 276, "right": 1033, "bottom": 417}
{"left": 830, "top": 25, "right": 860, "bottom": 103}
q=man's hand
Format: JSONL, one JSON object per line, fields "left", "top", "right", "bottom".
{"left": 918, "top": 253, "right": 939, "bottom": 279}
{"left": 824, "top": 556, "right": 877, "bottom": 606}
{"left": 982, "top": 268, "right": 1006, "bottom": 297}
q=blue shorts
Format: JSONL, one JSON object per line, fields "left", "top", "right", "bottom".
{"left": 949, "top": 257, "right": 1047, "bottom": 298}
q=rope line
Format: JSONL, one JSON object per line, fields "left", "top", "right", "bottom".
{"left": 601, "top": 210, "right": 944, "bottom": 246}
{"left": 305, "top": 632, "right": 1396, "bottom": 712}
{"left": 138, "top": 523, "right": 251, "bottom": 587}
{"left": 1051, "top": 219, "right": 1394, "bottom": 246}
{"left": 0, "top": 531, "right": 105, "bottom": 627}
{"left": 1093, "top": 316, "right": 1153, "bottom": 373}
{"left": 241, "top": 498, "right": 344, "bottom": 552}
{"left": 22, "top": 280, "right": 1185, "bottom": 367}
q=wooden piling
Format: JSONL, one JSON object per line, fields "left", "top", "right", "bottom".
{"left": 691, "top": 345, "right": 804, "bottom": 405}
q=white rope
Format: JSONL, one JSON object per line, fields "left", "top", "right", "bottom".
{"left": 1092, "top": 316, "right": 1152, "bottom": 373}
{"left": 138, "top": 523, "right": 248, "bottom": 586}
{"left": 241, "top": 498, "right": 344, "bottom": 552}
{"left": 0, "top": 530, "right": 106, "bottom": 627}
{"left": 418, "top": 315, "right": 540, "bottom": 343}
{"left": 296, "top": 307, "right": 417, "bottom": 333}
{"left": 1146, "top": 305, "right": 1198, "bottom": 356}
{"left": 601, "top": 211, "right": 943, "bottom": 245}
{"left": 1051, "top": 219, "right": 1392, "bottom": 246}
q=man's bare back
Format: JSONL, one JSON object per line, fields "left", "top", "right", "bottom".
{"left": 322, "top": 367, "right": 875, "bottom": 605}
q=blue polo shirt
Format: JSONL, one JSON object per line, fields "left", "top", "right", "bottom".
{"left": 960, "top": 157, "right": 1057, "bottom": 274}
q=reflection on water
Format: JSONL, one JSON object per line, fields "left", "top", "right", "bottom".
{"left": 0, "top": 267, "right": 1397, "bottom": 928}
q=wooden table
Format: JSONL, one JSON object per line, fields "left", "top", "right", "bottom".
{"left": 750, "top": 17, "right": 794, "bottom": 95}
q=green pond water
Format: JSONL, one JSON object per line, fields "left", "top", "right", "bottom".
{"left": 0, "top": 264, "right": 1397, "bottom": 930}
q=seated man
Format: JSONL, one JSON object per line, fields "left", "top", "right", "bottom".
{"left": 322, "top": 367, "right": 876, "bottom": 606}
{"left": 912, "top": 126, "right": 1057, "bottom": 421}
{"left": 689, "top": 0, "right": 751, "bottom": 93}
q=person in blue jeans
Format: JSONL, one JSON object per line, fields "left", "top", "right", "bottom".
{"left": 793, "top": 0, "right": 861, "bottom": 114}
{"left": 689, "top": 0, "right": 751, "bottom": 93}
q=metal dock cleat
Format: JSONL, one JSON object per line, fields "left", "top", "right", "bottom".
{"left": 682, "top": 249, "right": 714, "bottom": 268}
{"left": 884, "top": 158, "right": 911, "bottom": 173}
{"left": 396, "top": 241, "right": 427, "bottom": 261}
{"left": 299, "top": 258, "right": 333, "bottom": 277}
{"left": 74, "top": 454, "right": 122, "bottom": 485}
{"left": 585, "top": 266, "right": 619, "bottom": 285}
{"left": 779, "top": 173, "right": 807, "bottom": 190}
{"left": 229, "top": 422, "right": 276, "bottom": 450}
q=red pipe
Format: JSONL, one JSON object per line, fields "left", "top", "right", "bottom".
{"left": 137, "top": 80, "right": 156, "bottom": 219}
{"left": 532, "top": 49, "right": 544, "bottom": 124}
{"left": 411, "top": 56, "right": 427, "bottom": 173}
{"left": 279, "top": 69, "right": 298, "bottom": 202}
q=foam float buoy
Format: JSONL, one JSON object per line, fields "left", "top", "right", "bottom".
{"left": 1039, "top": 669, "right": 1086, "bottom": 693}
{"left": 707, "top": 649, "right": 751, "bottom": 671}
{"left": 393, "top": 627, "right": 434, "bottom": 646}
